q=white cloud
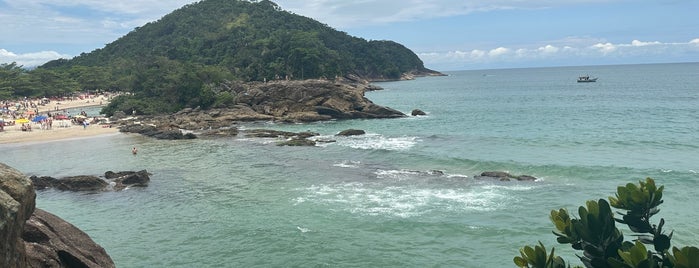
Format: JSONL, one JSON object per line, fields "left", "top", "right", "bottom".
{"left": 488, "top": 47, "right": 510, "bottom": 57}
{"left": 591, "top": 42, "right": 617, "bottom": 54}
{"left": 0, "top": 49, "right": 71, "bottom": 67}
{"left": 419, "top": 39, "right": 699, "bottom": 70}
{"left": 538, "top": 45, "right": 559, "bottom": 54}
{"left": 630, "top": 40, "right": 661, "bottom": 47}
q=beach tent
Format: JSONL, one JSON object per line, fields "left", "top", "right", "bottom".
{"left": 54, "top": 114, "right": 69, "bottom": 120}
{"left": 31, "top": 115, "right": 48, "bottom": 122}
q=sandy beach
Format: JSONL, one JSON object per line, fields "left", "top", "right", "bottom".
{"left": 1, "top": 96, "right": 120, "bottom": 145}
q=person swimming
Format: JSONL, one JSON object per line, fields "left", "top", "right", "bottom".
{"left": 132, "top": 147, "right": 138, "bottom": 155}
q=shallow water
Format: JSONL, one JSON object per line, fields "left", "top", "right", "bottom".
{"left": 3, "top": 63, "right": 698, "bottom": 267}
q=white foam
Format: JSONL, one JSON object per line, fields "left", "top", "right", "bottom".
{"left": 296, "top": 226, "right": 311, "bottom": 233}
{"left": 333, "top": 133, "right": 419, "bottom": 151}
{"left": 298, "top": 182, "right": 515, "bottom": 218}
{"left": 333, "top": 160, "right": 361, "bottom": 168}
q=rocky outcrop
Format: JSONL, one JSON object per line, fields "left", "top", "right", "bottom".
{"left": 115, "top": 79, "right": 406, "bottom": 140}
{"left": 474, "top": 171, "right": 538, "bottom": 182}
{"left": 23, "top": 209, "right": 115, "bottom": 268}
{"left": 119, "top": 124, "right": 197, "bottom": 140}
{"left": 1, "top": 163, "right": 35, "bottom": 268}
{"left": 29, "top": 170, "right": 151, "bottom": 192}
{"left": 1, "top": 163, "right": 115, "bottom": 268}
{"left": 105, "top": 170, "right": 151, "bottom": 191}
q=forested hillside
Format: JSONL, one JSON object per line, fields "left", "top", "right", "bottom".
{"left": 4, "top": 0, "right": 440, "bottom": 114}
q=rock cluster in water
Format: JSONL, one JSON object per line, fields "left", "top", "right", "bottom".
{"left": 0, "top": 163, "right": 115, "bottom": 268}
{"left": 115, "top": 79, "right": 406, "bottom": 140}
{"left": 31, "top": 170, "right": 151, "bottom": 192}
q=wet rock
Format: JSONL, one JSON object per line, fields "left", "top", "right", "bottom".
{"left": 475, "top": 171, "right": 538, "bottom": 182}
{"left": 55, "top": 176, "right": 107, "bottom": 191}
{"left": 411, "top": 109, "right": 426, "bottom": 116}
{"left": 337, "top": 129, "right": 365, "bottom": 136}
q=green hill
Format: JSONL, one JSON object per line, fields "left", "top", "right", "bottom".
{"left": 32, "top": 0, "right": 439, "bottom": 114}
{"left": 58, "top": 0, "right": 434, "bottom": 80}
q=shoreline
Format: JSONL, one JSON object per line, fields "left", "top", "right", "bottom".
{"left": 1, "top": 97, "right": 119, "bottom": 145}
{"left": 0, "top": 125, "right": 121, "bottom": 145}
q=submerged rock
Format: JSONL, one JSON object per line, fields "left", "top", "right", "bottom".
{"left": 411, "top": 109, "right": 426, "bottom": 116}
{"left": 474, "top": 171, "right": 538, "bottom": 182}
{"left": 336, "top": 129, "right": 366, "bottom": 136}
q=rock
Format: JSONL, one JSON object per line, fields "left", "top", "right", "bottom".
{"left": 474, "top": 171, "right": 538, "bottom": 182}
{"left": 120, "top": 124, "right": 197, "bottom": 140}
{"left": 411, "top": 109, "right": 426, "bottom": 116}
{"left": 1, "top": 163, "right": 35, "bottom": 268}
{"left": 199, "top": 127, "right": 239, "bottom": 138}
{"left": 55, "top": 176, "right": 108, "bottom": 191}
{"left": 23, "top": 209, "right": 115, "bottom": 268}
{"left": 277, "top": 138, "right": 317, "bottom": 146}
{"left": 2, "top": 163, "right": 115, "bottom": 268}
{"left": 29, "top": 176, "right": 58, "bottom": 190}
{"left": 111, "top": 170, "right": 150, "bottom": 191}
{"left": 337, "top": 129, "right": 365, "bottom": 136}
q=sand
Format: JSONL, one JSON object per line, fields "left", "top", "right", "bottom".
{"left": 0, "top": 95, "right": 121, "bottom": 145}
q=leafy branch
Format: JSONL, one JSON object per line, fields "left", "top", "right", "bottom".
{"left": 514, "top": 178, "right": 699, "bottom": 268}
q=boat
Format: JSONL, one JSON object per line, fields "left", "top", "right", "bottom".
{"left": 577, "top": 75, "right": 597, "bottom": 82}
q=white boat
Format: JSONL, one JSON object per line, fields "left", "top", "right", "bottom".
{"left": 577, "top": 76, "right": 597, "bottom": 82}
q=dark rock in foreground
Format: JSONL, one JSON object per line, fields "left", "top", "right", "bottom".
{"left": 1, "top": 163, "right": 115, "bottom": 267}
{"left": 24, "top": 209, "right": 115, "bottom": 268}
{"left": 475, "top": 171, "right": 538, "bottom": 182}
{"left": 55, "top": 176, "right": 108, "bottom": 191}
{"left": 30, "top": 170, "right": 151, "bottom": 192}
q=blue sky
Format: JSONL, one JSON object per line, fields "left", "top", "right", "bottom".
{"left": 1, "top": 0, "right": 697, "bottom": 71}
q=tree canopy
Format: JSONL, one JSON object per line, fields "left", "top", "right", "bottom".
{"left": 2, "top": 0, "right": 436, "bottom": 115}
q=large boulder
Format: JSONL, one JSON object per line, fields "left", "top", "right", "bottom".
{"left": 2, "top": 163, "right": 115, "bottom": 267}
{"left": 23, "top": 209, "right": 115, "bottom": 268}
{"left": 1, "top": 163, "right": 35, "bottom": 268}
{"left": 54, "top": 176, "right": 108, "bottom": 192}
{"left": 105, "top": 170, "right": 151, "bottom": 191}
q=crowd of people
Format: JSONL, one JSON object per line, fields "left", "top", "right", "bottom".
{"left": 0, "top": 93, "right": 115, "bottom": 133}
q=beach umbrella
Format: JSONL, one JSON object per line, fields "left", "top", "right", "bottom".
{"left": 24, "top": 110, "right": 36, "bottom": 115}
{"left": 31, "top": 115, "right": 48, "bottom": 122}
{"left": 54, "top": 114, "right": 69, "bottom": 120}
{"left": 16, "top": 118, "right": 30, "bottom": 124}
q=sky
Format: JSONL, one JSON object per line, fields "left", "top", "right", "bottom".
{"left": 1, "top": 0, "right": 698, "bottom": 71}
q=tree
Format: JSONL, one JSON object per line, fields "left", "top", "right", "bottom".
{"left": 514, "top": 178, "right": 699, "bottom": 268}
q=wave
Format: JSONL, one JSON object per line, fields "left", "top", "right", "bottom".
{"left": 314, "top": 133, "right": 419, "bottom": 151}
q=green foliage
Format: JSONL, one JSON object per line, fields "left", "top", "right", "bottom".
{"left": 516, "top": 178, "right": 699, "bottom": 268}
{"left": 514, "top": 242, "right": 569, "bottom": 268}
{"left": 668, "top": 247, "right": 699, "bottom": 268}
{"left": 15, "top": 0, "right": 432, "bottom": 113}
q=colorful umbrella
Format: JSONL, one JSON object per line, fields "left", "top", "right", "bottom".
{"left": 31, "top": 115, "right": 48, "bottom": 122}
{"left": 15, "top": 118, "right": 30, "bottom": 124}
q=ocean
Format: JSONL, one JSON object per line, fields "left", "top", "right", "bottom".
{"left": 2, "top": 62, "right": 698, "bottom": 267}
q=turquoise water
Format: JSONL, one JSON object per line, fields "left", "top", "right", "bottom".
{"left": 2, "top": 63, "right": 698, "bottom": 267}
